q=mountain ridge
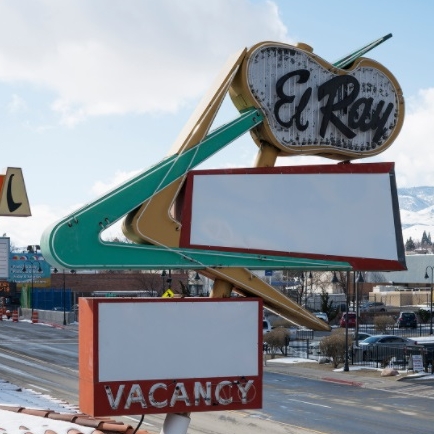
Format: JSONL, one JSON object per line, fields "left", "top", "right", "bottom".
{"left": 398, "top": 186, "right": 434, "bottom": 242}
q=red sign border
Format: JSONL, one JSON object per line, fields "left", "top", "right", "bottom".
{"left": 178, "top": 162, "right": 406, "bottom": 271}
{"left": 79, "top": 297, "right": 263, "bottom": 417}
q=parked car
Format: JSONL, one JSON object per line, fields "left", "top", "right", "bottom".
{"left": 351, "top": 332, "right": 372, "bottom": 342}
{"left": 396, "top": 311, "right": 418, "bottom": 329}
{"left": 263, "top": 319, "right": 272, "bottom": 334}
{"left": 340, "top": 312, "right": 357, "bottom": 328}
{"left": 360, "top": 301, "right": 387, "bottom": 313}
{"left": 314, "top": 312, "right": 329, "bottom": 323}
{"left": 357, "top": 335, "right": 418, "bottom": 362}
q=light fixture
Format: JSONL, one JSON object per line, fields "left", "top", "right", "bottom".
{"left": 424, "top": 266, "right": 433, "bottom": 335}
{"left": 331, "top": 271, "right": 339, "bottom": 283}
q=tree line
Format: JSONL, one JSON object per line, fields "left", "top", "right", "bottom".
{"left": 405, "top": 230, "right": 432, "bottom": 252}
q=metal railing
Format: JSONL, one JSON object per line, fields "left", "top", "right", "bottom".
{"left": 357, "top": 323, "right": 432, "bottom": 338}
{"left": 351, "top": 344, "right": 434, "bottom": 371}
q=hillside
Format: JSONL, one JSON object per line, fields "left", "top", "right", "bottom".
{"left": 398, "top": 186, "right": 434, "bottom": 243}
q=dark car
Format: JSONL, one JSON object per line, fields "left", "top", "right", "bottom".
{"left": 358, "top": 335, "right": 417, "bottom": 362}
{"left": 396, "top": 311, "right": 417, "bottom": 328}
{"left": 351, "top": 332, "right": 372, "bottom": 342}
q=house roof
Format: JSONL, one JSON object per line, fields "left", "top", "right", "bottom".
{"left": 0, "top": 339, "right": 153, "bottom": 433}
{"left": 0, "top": 405, "right": 152, "bottom": 433}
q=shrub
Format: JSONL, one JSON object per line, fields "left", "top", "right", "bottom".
{"left": 374, "top": 315, "right": 394, "bottom": 333}
{"left": 263, "top": 327, "right": 290, "bottom": 358}
{"left": 319, "top": 329, "right": 352, "bottom": 368}
{"left": 418, "top": 308, "right": 431, "bottom": 324}
{"left": 272, "top": 317, "right": 292, "bottom": 328}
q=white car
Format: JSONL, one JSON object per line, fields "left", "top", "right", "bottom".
{"left": 359, "top": 301, "right": 387, "bottom": 312}
{"left": 313, "top": 312, "right": 329, "bottom": 323}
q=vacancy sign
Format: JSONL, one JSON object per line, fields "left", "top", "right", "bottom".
{"left": 79, "top": 297, "right": 263, "bottom": 417}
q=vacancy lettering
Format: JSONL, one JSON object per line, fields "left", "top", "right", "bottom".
{"left": 103, "top": 379, "right": 255, "bottom": 412}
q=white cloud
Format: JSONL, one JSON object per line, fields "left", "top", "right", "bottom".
{"left": 7, "top": 94, "right": 27, "bottom": 113}
{"left": 90, "top": 169, "right": 141, "bottom": 196}
{"left": 0, "top": 203, "right": 79, "bottom": 249}
{"left": 379, "top": 88, "right": 434, "bottom": 188}
{"left": 0, "top": 0, "right": 290, "bottom": 125}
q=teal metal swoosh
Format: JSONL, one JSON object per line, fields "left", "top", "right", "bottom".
{"left": 40, "top": 107, "right": 350, "bottom": 271}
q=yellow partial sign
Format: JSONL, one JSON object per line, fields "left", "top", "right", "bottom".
{"left": 162, "top": 289, "right": 174, "bottom": 298}
{"left": 0, "top": 167, "right": 31, "bottom": 216}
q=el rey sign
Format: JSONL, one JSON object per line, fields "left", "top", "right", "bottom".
{"left": 230, "top": 42, "right": 404, "bottom": 160}
{"left": 79, "top": 298, "right": 262, "bottom": 417}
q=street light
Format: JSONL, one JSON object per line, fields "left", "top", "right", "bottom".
{"left": 161, "top": 270, "right": 172, "bottom": 295}
{"left": 194, "top": 272, "right": 202, "bottom": 296}
{"left": 22, "top": 260, "right": 42, "bottom": 317}
{"left": 300, "top": 272, "right": 305, "bottom": 306}
{"left": 344, "top": 271, "right": 351, "bottom": 371}
{"left": 424, "top": 266, "right": 434, "bottom": 335}
{"left": 308, "top": 271, "right": 313, "bottom": 308}
{"left": 161, "top": 270, "right": 166, "bottom": 293}
{"left": 53, "top": 268, "right": 75, "bottom": 326}
{"left": 331, "top": 271, "right": 339, "bottom": 284}
{"left": 355, "top": 272, "right": 364, "bottom": 346}
{"left": 332, "top": 271, "right": 350, "bottom": 372}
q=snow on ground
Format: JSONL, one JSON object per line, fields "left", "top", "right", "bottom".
{"left": 266, "top": 356, "right": 434, "bottom": 379}
{"left": 0, "top": 379, "right": 95, "bottom": 433}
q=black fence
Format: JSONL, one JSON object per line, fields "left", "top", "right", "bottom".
{"left": 357, "top": 323, "right": 433, "bottom": 338}
{"left": 264, "top": 324, "right": 434, "bottom": 372}
{"left": 351, "top": 344, "right": 434, "bottom": 371}
{"left": 32, "top": 288, "right": 73, "bottom": 311}
{"left": 264, "top": 330, "right": 316, "bottom": 359}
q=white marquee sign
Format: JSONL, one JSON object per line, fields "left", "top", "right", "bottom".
{"left": 230, "top": 42, "right": 404, "bottom": 160}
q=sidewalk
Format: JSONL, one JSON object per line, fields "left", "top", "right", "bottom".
{"left": 264, "top": 356, "right": 434, "bottom": 393}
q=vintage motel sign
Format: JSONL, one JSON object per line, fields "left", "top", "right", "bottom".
{"left": 41, "top": 35, "right": 405, "bottom": 332}
{"left": 79, "top": 298, "right": 263, "bottom": 417}
{"left": 0, "top": 167, "right": 31, "bottom": 216}
{"left": 229, "top": 40, "right": 403, "bottom": 160}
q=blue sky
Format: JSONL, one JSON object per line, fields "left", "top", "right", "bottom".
{"left": 0, "top": 0, "right": 433, "bottom": 248}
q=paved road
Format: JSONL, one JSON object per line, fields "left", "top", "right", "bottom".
{"left": 1, "top": 320, "right": 434, "bottom": 433}
{"left": 262, "top": 368, "right": 434, "bottom": 434}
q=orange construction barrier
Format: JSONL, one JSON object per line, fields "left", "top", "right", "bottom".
{"left": 12, "top": 310, "right": 18, "bottom": 322}
{"left": 31, "top": 310, "right": 39, "bottom": 324}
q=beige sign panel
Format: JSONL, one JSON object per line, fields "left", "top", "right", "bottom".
{"left": 0, "top": 167, "right": 31, "bottom": 216}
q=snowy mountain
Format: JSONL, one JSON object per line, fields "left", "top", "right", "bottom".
{"left": 398, "top": 187, "right": 434, "bottom": 243}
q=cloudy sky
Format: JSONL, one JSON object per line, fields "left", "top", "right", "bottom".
{"left": 0, "top": 0, "right": 433, "bottom": 249}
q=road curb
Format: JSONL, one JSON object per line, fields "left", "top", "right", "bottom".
{"left": 321, "top": 376, "right": 364, "bottom": 387}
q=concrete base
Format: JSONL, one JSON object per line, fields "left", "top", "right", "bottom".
{"left": 160, "top": 414, "right": 191, "bottom": 434}
{"left": 20, "top": 308, "right": 75, "bottom": 325}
